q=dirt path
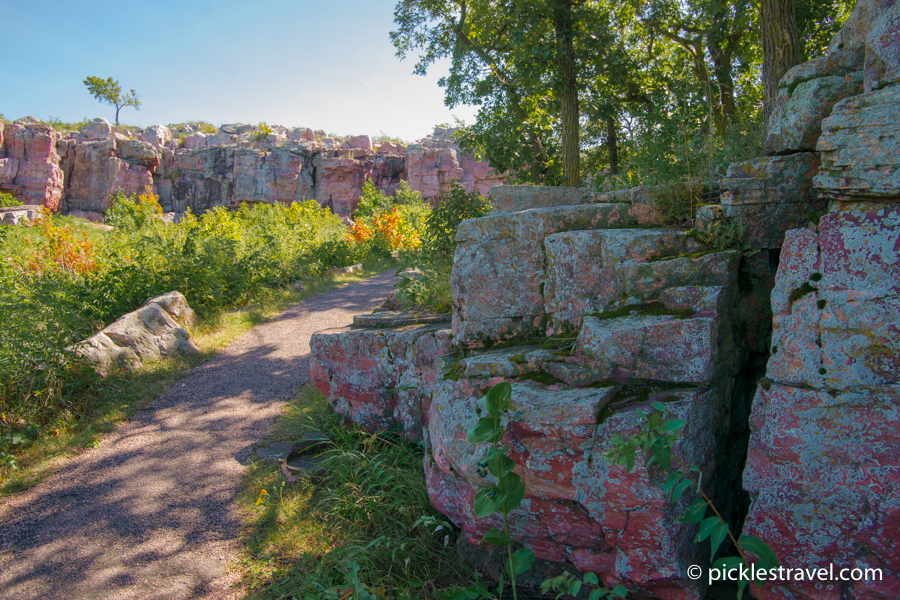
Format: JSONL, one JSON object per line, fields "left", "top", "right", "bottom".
{"left": 0, "top": 271, "right": 397, "bottom": 600}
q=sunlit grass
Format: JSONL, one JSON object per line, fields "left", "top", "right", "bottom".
{"left": 237, "top": 384, "right": 469, "bottom": 599}
{"left": 0, "top": 257, "right": 400, "bottom": 496}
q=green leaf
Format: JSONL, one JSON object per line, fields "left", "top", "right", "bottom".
{"left": 568, "top": 579, "right": 582, "bottom": 595}
{"left": 672, "top": 479, "right": 693, "bottom": 502}
{"left": 663, "top": 419, "right": 685, "bottom": 433}
{"left": 679, "top": 499, "right": 707, "bottom": 524}
{"left": 710, "top": 521, "right": 729, "bottom": 558}
{"left": 739, "top": 535, "right": 780, "bottom": 568}
{"left": 651, "top": 443, "right": 672, "bottom": 471}
{"left": 508, "top": 547, "right": 535, "bottom": 575}
{"left": 651, "top": 401, "right": 666, "bottom": 412}
{"left": 501, "top": 473, "right": 525, "bottom": 512}
{"left": 612, "top": 585, "right": 628, "bottom": 598}
{"left": 480, "top": 528, "right": 513, "bottom": 546}
{"left": 473, "top": 488, "right": 502, "bottom": 518}
{"left": 663, "top": 471, "right": 683, "bottom": 493}
{"left": 583, "top": 572, "right": 599, "bottom": 586}
{"left": 695, "top": 516, "right": 720, "bottom": 542}
{"left": 485, "top": 381, "right": 511, "bottom": 417}
{"left": 588, "top": 589, "right": 604, "bottom": 600}
{"left": 494, "top": 453, "right": 517, "bottom": 479}
{"left": 467, "top": 421, "right": 501, "bottom": 444}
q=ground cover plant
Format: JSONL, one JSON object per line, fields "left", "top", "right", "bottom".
{"left": 239, "top": 384, "right": 469, "bottom": 600}
{"left": 0, "top": 190, "right": 397, "bottom": 490}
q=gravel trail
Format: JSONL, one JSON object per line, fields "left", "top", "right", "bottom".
{"left": 0, "top": 271, "right": 397, "bottom": 600}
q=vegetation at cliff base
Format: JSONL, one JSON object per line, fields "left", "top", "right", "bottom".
{"left": 0, "top": 191, "right": 396, "bottom": 489}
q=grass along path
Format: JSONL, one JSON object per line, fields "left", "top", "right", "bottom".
{"left": 0, "top": 257, "right": 399, "bottom": 497}
{"left": 0, "top": 267, "right": 397, "bottom": 600}
{"left": 237, "top": 384, "right": 468, "bottom": 599}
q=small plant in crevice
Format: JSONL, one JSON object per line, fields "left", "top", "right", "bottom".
{"left": 455, "top": 382, "right": 624, "bottom": 600}
{"left": 466, "top": 381, "right": 533, "bottom": 600}
{"left": 690, "top": 217, "right": 753, "bottom": 253}
{"left": 604, "top": 402, "right": 780, "bottom": 600}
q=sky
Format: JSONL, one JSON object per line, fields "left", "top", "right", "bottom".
{"left": 0, "top": 0, "right": 478, "bottom": 142}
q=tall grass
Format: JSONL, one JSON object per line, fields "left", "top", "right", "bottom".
{"left": 241, "top": 385, "right": 468, "bottom": 599}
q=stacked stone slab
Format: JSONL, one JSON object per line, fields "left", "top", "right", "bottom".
{"left": 310, "top": 312, "right": 452, "bottom": 441}
{"left": 739, "top": 1, "right": 900, "bottom": 598}
{"left": 311, "top": 183, "right": 754, "bottom": 599}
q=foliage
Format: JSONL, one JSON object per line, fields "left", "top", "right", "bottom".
{"left": 240, "top": 384, "right": 468, "bottom": 599}
{"left": 348, "top": 181, "right": 430, "bottom": 259}
{"left": 82, "top": 76, "right": 141, "bottom": 125}
{"left": 604, "top": 402, "right": 780, "bottom": 600}
{"left": 691, "top": 217, "right": 753, "bottom": 252}
{"left": 0, "top": 192, "right": 21, "bottom": 208}
{"left": 255, "top": 122, "right": 274, "bottom": 141}
{"left": 396, "top": 184, "right": 491, "bottom": 312}
{"left": 0, "top": 194, "right": 368, "bottom": 469}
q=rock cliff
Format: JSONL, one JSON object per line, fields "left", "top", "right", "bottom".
{"left": 0, "top": 121, "right": 503, "bottom": 218}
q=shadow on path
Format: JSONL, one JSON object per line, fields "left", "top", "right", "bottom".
{"left": 0, "top": 271, "right": 397, "bottom": 600}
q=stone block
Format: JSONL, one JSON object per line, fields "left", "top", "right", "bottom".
{"left": 310, "top": 323, "right": 451, "bottom": 440}
{"left": 815, "top": 84, "right": 900, "bottom": 199}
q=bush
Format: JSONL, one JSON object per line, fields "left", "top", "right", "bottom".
{"left": 397, "top": 183, "right": 491, "bottom": 312}
{"left": 348, "top": 180, "right": 430, "bottom": 258}
{"left": 0, "top": 191, "right": 359, "bottom": 458}
{"left": 0, "top": 192, "right": 21, "bottom": 208}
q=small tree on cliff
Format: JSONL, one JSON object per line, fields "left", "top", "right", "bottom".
{"left": 83, "top": 76, "right": 141, "bottom": 126}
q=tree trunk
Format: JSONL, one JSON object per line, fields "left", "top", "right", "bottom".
{"left": 761, "top": 0, "right": 801, "bottom": 127}
{"left": 606, "top": 116, "right": 618, "bottom": 175}
{"left": 708, "top": 39, "right": 737, "bottom": 125}
{"left": 553, "top": 0, "right": 580, "bottom": 187}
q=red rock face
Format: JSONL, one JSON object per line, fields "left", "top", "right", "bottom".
{"left": 0, "top": 123, "right": 64, "bottom": 210}
{"left": 406, "top": 128, "right": 505, "bottom": 203}
{"left": 310, "top": 322, "right": 452, "bottom": 441}
{"left": 310, "top": 183, "right": 745, "bottom": 599}
{"left": 741, "top": 207, "right": 900, "bottom": 599}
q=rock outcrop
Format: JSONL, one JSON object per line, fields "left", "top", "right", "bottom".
{"left": 737, "top": 3, "right": 900, "bottom": 598}
{"left": 309, "top": 3, "right": 900, "bottom": 598}
{"left": 312, "top": 182, "right": 767, "bottom": 599}
{"left": 72, "top": 292, "right": 200, "bottom": 375}
{"left": 0, "top": 119, "right": 64, "bottom": 210}
{"left": 1, "top": 118, "right": 504, "bottom": 217}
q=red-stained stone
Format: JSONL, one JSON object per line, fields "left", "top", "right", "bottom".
{"left": 742, "top": 383, "right": 900, "bottom": 600}
{"left": 0, "top": 123, "right": 64, "bottom": 210}
{"left": 310, "top": 323, "right": 451, "bottom": 440}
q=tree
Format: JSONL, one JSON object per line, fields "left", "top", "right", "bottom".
{"left": 82, "top": 76, "right": 141, "bottom": 126}
{"left": 760, "top": 0, "right": 801, "bottom": 126}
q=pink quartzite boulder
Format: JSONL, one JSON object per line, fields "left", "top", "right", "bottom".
{"left": 451, "top": 190, "right": 666, "bottom": 347}
{"left": 0, "top": 123, "right": 64, "bottom": 210}
{"left": 742, "top": 207, "right": 900, "bottom": 599}
{"left": 310, "top": 321, "right": 451, "bottom": 441}
{"left": 427, "top": 376, "right": 734, "bottom": 600}
{"left": 815, "top": 84, "right": 900, "bottom": 199}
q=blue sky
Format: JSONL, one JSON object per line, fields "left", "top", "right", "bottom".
{"left": 0, "top": 0, "right": 477, "bottom": 141}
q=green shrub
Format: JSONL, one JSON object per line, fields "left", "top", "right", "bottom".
{"left": 255, "top": 122, "right": 274, "bottom": 141}
{"left": 0, "top": 192, "right": 21, "bottom": 208}
{"left": 0, "top": 192, "right": 360, "bottom": 460}
{"left": 397, "top": 183, "right": 491, "bottom": 312}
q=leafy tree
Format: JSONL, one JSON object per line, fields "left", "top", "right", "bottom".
{"left": 82, "top": 76, "right": 141, "bottom": 126}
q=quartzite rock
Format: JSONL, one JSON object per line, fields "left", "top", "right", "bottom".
{"left": 0, "top": 123, "right": 64, "bottom": 210}
{"left": 310, "top": 322, "right": 452, "bottom": 440}
{"left": 72, "top": 292, "right": 199, "bottom": 375}
{"left": 815, "top": 84, "right": 900, "bottom": 199}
